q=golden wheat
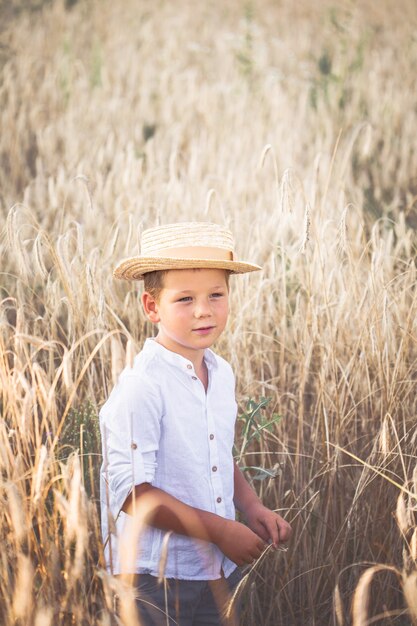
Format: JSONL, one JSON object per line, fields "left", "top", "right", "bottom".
{"left": 1, "top": 0, "right": 417, "bottom": 624}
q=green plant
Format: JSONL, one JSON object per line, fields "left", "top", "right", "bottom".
{"left": 235, "top": 398, "right": 282, "bottom": 481}
{"left": 59, "top": 402, "right": 101, "bottom": 501}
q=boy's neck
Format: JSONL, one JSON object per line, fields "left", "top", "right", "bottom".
{"left": 154, "top": 335, "right": 209, "bottom": 392}
{"left": 154, "top": 335, "right": 206, "bottom": 371}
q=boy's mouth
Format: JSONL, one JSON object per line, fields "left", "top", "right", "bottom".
{"left": 192, "top": 326, "right": 215, "bottom": 335}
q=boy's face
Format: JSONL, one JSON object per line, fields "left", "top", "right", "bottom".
{"left": 142, "top": 268, "right": 229, "bottom": 362}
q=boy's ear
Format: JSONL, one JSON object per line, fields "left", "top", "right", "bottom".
{"left": 141, "top": 292, "right": 160, "bottom": 323}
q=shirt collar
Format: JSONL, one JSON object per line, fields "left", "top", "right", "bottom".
{"left": 143, "top": 337, "right": 218, "bottom": 371}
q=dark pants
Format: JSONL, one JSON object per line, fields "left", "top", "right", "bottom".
{"left": 134, "top": 567, "right": 242, "bottom": 626}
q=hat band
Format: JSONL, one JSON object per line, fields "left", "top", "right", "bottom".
{"left": 151, "top": 246, "right": 235, "bottom": 261}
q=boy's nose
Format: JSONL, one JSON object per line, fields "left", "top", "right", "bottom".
{"left": 194, "top": 301, "right": 212, "bottom": 317}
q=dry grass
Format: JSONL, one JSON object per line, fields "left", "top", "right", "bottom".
{"left": 1, "top": 0, "right": 417, "bottom": 623}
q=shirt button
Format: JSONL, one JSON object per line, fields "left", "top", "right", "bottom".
{"left": 131, "top": 443, "right": 137, "bottom": 450}
{"left": 187, "top": 364, "right": 192, "bottom": 369}
{"left": 209, "top": 434, "right": 214, "bottom": 440}
{"left": 216, "top": 497, "right": 222, "bottom": 503}
{"left": 212, "top": 466, "right": 217, "bottom": 472}
{"left": 192, "top": 376, "right": 197, "bottom": 380}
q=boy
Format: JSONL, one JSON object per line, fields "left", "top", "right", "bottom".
{"left": 100, "top": 222, "right": 291, "bottom": 625}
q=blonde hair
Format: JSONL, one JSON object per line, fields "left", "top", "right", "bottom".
{"left": 143, "top": 270, "right": 168, "bottom": 301}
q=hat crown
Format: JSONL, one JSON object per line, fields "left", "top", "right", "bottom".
{"left": 113, "top": 221, "right": 261, "bottom": 280}
{"left": 141, "top": 222, "right": 235, "bottom": 255}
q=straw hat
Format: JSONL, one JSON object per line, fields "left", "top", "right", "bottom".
{"left": 113, "top": 222, "right": 262, "bottom": 280}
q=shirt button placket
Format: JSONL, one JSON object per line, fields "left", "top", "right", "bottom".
{"left": 206, "top": 407, "right": 224, "bottom": 515}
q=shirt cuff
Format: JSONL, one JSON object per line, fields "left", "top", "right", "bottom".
{"left": 142, "top": 450, "right": 157, "bottom": 483}
{"left": 107, "top": 447, "right": 149, "bottom": 518}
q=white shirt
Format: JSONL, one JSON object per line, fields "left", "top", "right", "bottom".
{"left": 100, "top": 338, "right": 238, "bottom": 579}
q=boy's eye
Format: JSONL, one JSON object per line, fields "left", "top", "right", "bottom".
{"left": 177, "top": 296, "right": 192, "bottom": 303}
{"left": 210, "top": 292, "right": 224, "bottom": 299}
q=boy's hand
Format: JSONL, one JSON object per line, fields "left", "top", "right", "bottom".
{"left": 244, "top": 502, "right": 292, "bottom": 548}
{"left": 216, "top": 519, "right": 267, "bottom": 566}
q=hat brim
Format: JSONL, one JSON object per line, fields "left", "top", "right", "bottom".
{"left": 113, "top": 256, "right": 262, "bottom": 280}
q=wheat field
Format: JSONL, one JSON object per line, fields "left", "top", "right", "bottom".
{"left": 1, "top": 0, "right": 417, "bottom": 624}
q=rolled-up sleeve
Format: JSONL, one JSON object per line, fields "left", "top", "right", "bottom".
{"left": 100, "top": 372, "right": 163, "bottom": 517}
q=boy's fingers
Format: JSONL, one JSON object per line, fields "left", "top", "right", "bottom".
{"left": 261, "top": 518, "right": 279, "bottom": 546}
{"left": 252, "top": 521, "right": 270, "bottom": 543}
{"left": 247, "top": 550, "right": 261, "bottom": 563}
{"left": 248, "top": 541, "right": 267, "bottom": 563}
{"left": 257, "top": 540, "right": 267, "bottom": 553}
{"left": 278, "top": 519, "right": 292, "bottom": 542}
{"left": 256, "top": 538, "right": 267, "bottom": 555}
{"left": 265, "top": 516, "right": 292, "bottom": 546}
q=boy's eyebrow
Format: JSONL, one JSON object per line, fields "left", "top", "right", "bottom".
{"left": 174, "top": 285, "right": 226, "bottom": 294}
